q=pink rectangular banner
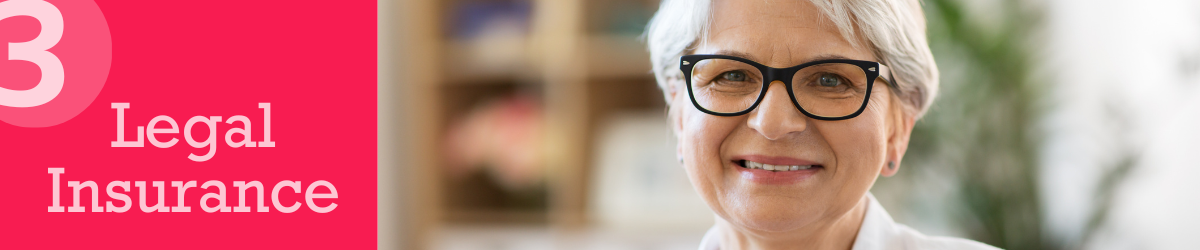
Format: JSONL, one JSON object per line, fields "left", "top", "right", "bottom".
{"left": 0, "top": 0, "right": 378, "bottom": 248}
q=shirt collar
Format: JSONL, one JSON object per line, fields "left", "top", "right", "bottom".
{"left": 697, "top": 193, "right": 896, "bottom": 250}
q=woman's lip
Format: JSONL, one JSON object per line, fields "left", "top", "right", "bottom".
{"left": 733, "top": 163, "right": 820, "bottom": 185}
{"left": 729, "top": 155, "right": 823, "bottom": 185}
{"left": 732, "top": 155, "right": 821, "bottom": 166}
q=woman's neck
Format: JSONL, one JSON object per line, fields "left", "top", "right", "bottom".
{"left": 716, "top": 196, "right": 870, "bottom": 250}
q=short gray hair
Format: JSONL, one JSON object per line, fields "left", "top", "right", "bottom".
{"left": 645, "top": 0, "right": 939, "bottom": 118}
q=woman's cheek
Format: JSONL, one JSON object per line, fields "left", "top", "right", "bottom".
{"left": 682, "top": 111, "right": 737, "bottom": 182}
{"left": 678, "top": 110, "right": 734, "bottom": 215}
{"left": 687, "top": 112, "right": 740, "bottom": 158}
{"left": 682, "top": 110, "right": 714, "bottom": 149}
{"left": 832, "top": 114, "right": 888, "bottom": 176}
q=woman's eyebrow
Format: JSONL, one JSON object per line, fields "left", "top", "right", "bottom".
{"left": 711, "top": 50, "right": 759, "bottom": 62}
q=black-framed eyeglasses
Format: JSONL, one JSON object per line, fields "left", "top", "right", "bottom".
{"left": 679, "top": 54, "right": 894, "bottom": 120}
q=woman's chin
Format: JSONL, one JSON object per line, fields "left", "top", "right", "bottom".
{"left": 718, "top": 196, "right": 827, "bottom": 233}
{"left": 724, "top": 206, "right": 819, "bottom": 233}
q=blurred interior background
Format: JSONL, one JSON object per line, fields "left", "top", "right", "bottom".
{"left": 382, "top": 0, "right": 1200, "bottom": 249}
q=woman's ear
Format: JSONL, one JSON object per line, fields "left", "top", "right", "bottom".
{"left": 882, "top": 96, "right": 915, "bottom": 177}
{"left": 666, "top": 77, "right": 686, "bottom": 167}
{"left": 666, "top": 77, "right": 685, "bottom": 136}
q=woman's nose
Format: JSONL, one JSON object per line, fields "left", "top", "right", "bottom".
{"left": 747, "top": 81, "right": 808, "bottom": 140}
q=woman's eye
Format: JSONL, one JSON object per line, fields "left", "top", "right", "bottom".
{"left": 722, "top": 71, "right": 748, "bottom": 82}
{"left": 818, "top": 74, "right": 841, "bottom": 87}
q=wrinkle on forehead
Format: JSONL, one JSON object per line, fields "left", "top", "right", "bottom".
{"left": 701, "top": 0, "right": 871, "bottom": 67}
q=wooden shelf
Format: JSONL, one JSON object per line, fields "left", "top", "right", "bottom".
{"left": 444, "top": 209, "right": 549, "bottom": 225}
{"left": 584, "top": 34, "right": 653, "bottom": 79}
{"left": 440, "top": 34, "right": 653, "bottom": 85}
{"left": 440, "top": 38, "right": 540, "bottom": 85}
{"left": 396, "top": 1, "right": 667, "bottom": 249}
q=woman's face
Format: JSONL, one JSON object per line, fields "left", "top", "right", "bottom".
{"left": 671, "top": 0, "right": 914, "bottom": 233}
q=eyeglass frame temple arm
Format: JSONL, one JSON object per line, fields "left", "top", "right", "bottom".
{"left": 875, "top": 63, "right": 896, "bottom": 88}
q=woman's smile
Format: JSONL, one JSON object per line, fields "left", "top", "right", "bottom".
{"left": 731, "top": 154, "right": 824, "bottom": 185}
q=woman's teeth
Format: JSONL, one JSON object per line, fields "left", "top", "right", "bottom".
{"left": 743, "top": 160, "right": 813, "bottom": 172}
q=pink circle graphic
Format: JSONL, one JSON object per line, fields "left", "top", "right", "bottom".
{"left": 0, "top": 0, "right": 111, "bottom": 128}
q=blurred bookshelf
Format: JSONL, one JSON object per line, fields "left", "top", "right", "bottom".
{"left": 396, "top": 0, "right": 667, "bottom": 245}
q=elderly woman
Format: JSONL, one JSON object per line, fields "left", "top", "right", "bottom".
{"left": 645, "top": 0, "right": 998, "bottom": 249}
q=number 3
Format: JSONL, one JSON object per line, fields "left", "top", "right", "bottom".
{"left": 0, "top": 0, "right": 64, "bottom": 108}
